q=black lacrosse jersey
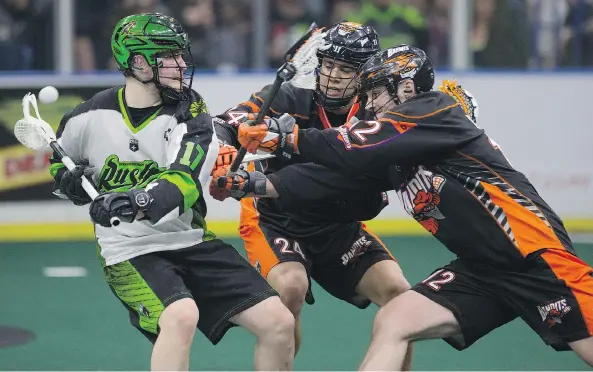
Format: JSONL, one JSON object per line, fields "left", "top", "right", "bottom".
{"left": 215, "top": 83, "right": 389, "bottom": 238}
{"left": 296, "top": 91, "right": 574, "bottom": 268}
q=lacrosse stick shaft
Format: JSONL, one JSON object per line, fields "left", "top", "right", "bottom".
{"left": 228, "top": 25, "right": 318, "bottom": 173}
{"left": 229, "top": 76, "right": 284, "bottom": 172}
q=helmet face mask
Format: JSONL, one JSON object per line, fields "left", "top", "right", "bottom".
{"left": 316, "top": 21, "right": 380, "bottom": 110}
{"left": 359, "top": 44, "right": 435, "bottom": 116}
{"left": 317, "top": 57, "right": 359, "bottom": 110}
{"left": 153, "top": 48, "right": 195, "bottom": 101}
{"left": 363, "top": 85, "right": 397, "bottom": 119}
{"left": 111, "top": 13, "right": 195, "bottom": 102}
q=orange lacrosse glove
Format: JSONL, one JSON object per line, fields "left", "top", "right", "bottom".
{"left": 237, "top": 114, "right": 299, "bottom": 160}
{"left": 211, "top": 144, "right": 238, "bottom": 175}
{"left": 209, "top": 167, "right": 231, "bottom": 201}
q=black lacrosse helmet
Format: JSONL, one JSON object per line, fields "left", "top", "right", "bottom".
{"left": 316, "top": 21, "right": 380, "bottom": 109}
{"left": 358, "top": 44, "right": 435, "bottom": 103}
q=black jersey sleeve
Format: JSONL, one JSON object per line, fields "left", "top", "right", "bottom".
{"left": 267, "top": 162, "right": 391, "bottom": 221}
{"left": 214, "top": 83, "right": 300, "bottom": 148}
{"left": 297, "top": 92, "right": 484, "bottom": 173}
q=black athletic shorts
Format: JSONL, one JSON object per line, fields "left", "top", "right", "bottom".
{"left": 240, "top": 204, "right": 396, "bottom": 309}
{"left": 412, "top": 249, "right": 593, "bottom": 351}
{"left": 101, "top": 239, "right": 277, "bottom": 345}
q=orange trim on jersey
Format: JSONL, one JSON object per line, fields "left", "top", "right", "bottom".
{"left": 239, "top": 100, "right": 309, "bottom": 121}
{"left": 319, "top": 99, "right": 360, "bottom": 129}
{"left": 385, "top": 103, "right": 459, "bottom": 119}
{"left": 240, "top": 101, "right": 261, "bottom": 113}
{"left": 252, "top": 93, "right": 265, "bottom": 103}
{"left": 457, "top": 150, "right": 563, "bottom": 246}
{"left": 481, "top": 182, "right": 565, "bottom": 256}
{"left": 539, "top": 249, "right": 593, "bottom": 336}
{"left": 361, "top": 222, "right": 397, "bottom": 262}
{"left": 238, "top": 162, "right": 279, "bottom": 278}
{"left": 378, "top": 118, "right": 417, "bottom": 134}
{"left": 291, "top": 113, "right": 310, "bottom": 120}
{"left": 239, "top": 197, "right": 280, "bottom": 279}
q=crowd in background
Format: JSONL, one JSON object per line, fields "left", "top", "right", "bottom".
{"left": 0, "top": 0, "right": 592, "bottom": 72}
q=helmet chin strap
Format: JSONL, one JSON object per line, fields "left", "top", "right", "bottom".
{"left": 151, "top": 65, "right": 189, "bottom": 104}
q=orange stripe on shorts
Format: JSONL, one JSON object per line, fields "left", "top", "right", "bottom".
{"left": 540, "top": 249, "right": 593, "bottom": 336}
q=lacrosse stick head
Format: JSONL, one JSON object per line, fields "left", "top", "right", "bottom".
{"left": 316, "top": 21, "right": 380, "bottom": 109}
{"left": 14, "top": 93, "right": 57, "bottom": 151}
{"left": 439, "top": 79, "right": 480, "bottom": 124}
{"left": 286, "top": 29, "right": 328, "bottom": 90}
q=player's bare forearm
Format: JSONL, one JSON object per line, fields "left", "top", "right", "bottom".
{"left": 264, "top": 179, "right": 279, "bottom": 198}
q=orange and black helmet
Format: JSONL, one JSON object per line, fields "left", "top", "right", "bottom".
{"left": 358, "top": 44, "right": 434, "bottom": 100}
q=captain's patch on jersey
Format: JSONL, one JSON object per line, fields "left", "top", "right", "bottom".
{"left": 129, "top": 139, "right": 139, "bottom": 152}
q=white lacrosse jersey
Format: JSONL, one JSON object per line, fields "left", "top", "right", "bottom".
{"left": 51, "top": 87, "right": 219, "bottom": 265}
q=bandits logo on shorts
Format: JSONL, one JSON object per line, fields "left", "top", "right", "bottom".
{"left": 537, "top": 298, "right": 572, "bottom": 327}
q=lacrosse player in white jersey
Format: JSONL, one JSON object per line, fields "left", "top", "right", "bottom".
{"left": 49, "top": 13, "right": 294, "bottom": 371}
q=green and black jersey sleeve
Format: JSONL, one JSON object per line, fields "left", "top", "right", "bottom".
{"left": 144, "top": 94, "right": 218, "bottom": 225}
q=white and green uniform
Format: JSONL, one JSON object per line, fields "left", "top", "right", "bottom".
{"left": 51, "top": 87, "right": 218, "bottom": 265}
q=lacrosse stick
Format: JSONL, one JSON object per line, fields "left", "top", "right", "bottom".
{"left": 242, "top": 153, "right": 275, "bottom": 163}
{"left": 229, "top": 24, "right": 327, "bottom": 172}
{"left": 14, "top": 93, "right": 120, "bottom": 226}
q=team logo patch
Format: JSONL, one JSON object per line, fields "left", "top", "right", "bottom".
{"left": 129, "top": 139, "right": 139, "bottom": 152}
{"left": 396, "top": 167, "right": 446, "bottom": 235}
{"left": 190, "top": 99, "right": 209, "bottom": 117}
{"left": 537, "top": 298, "right": 571, "bottom": 327}
{"left": 134, "top": 191, "right": 151, "bottom": 208}
{"left": 341, "top": 236, "right": 372, "bottom": 266}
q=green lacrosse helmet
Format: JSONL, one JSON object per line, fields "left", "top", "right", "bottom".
{"left": 111, "top": 13, "right": 194, "bottom": 102}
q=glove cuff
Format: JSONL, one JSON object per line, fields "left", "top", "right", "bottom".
{"left": 127, "top": 189, "right": 154, "bottom": 214}
{"left": 250, "top": 171, "right": 268, "bottom": 197}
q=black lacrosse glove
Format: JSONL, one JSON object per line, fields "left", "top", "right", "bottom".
{"left": 215, "top": 169, "right": 267, "bottom": 199}
{"left": 89, "top": 189, "right": 153, "bottom": 227}
{"left": 57, "top": 160, "right": 96, "bottom": 206}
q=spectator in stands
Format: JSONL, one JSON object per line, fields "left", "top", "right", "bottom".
{"left": 206, "top": 0, "right": 252, "bottom": 70}
{"left": 269, "top": 0, "right": 316, "bottom": 67}
{"left": 342, "top": 0, "right": 429, "bottom": 51}
{"left": 471, "top": 0, "right": 530, "bottom": 68}
{"left": 560, "top": 0, "right": 593, "bottom": 66}
{"left": 169, "top": 0, "right": 214, "bottom": 69}
{"left": 0, "top": 0, "right": 53, "bottom": 71}
{"left": 75, "top": 0, "right": 118, "bottom": 71}
{"left": 328, "top": 0, "right": 362, "bottom": 25}
{"left": 425, "top": 0, "right": 450, "bottom": 67}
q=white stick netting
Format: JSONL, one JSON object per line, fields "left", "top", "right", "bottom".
{"left": 14, "top": 93, "right": 57, "bottom": 151}
{"left": 290, "top": 30, "right": 328, "bottom": 90}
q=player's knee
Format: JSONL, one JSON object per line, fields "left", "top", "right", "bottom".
{"left": 250, "top": 297, "right": 295, "bottom": 343}
{"left": 158, "top": 298, "right": 199, "bottom": 340}
{"left": 268, "top": 265, "right": 308, "bottom": 314}
{"left": 569, "top": 337, "right": 593, "bottom": 367}
{"left": 262, "top": 301, "right": 295, "bottom": 343}
{"left": 376, "top": 276, "right": 411, "bottom": 307}
{"left": 373, "top": 301, "right": 411, "bottom": 341}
